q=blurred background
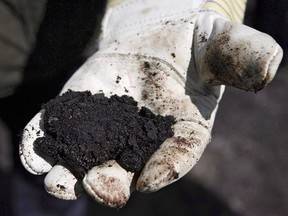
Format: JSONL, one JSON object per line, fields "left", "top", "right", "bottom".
{"left": 0, "top": 0, "right": 287, "bottom": 215}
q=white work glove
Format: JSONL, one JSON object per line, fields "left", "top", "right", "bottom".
{"left": 20, "top": 0, "right": 283, "bottom": 208}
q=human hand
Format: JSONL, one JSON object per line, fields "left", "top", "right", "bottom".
{"left": 20, "top": 0, "right": 283, "bottom": 208}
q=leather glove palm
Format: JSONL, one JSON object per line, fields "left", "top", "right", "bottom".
{"left": 20, "top": 0, "right": 283, "bottom": 208}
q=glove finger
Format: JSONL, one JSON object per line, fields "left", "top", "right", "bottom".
{"left": 83, "top": 160, "right": 134, "bottom": 208}
{"left": 44, "top": 162, "right": 84, "bottom": 200}
{"left": 20, "top": 110, "right": 55, "bottom": 174}
{"left": 198, "top": 18, "right": 283, "bottom": 92}
{"left": 136, "top": 120, "right": 210, "bottom": 193}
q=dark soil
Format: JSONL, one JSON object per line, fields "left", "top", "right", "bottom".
{"left": 34, "top": 90, "right": 175, "bottom": 178}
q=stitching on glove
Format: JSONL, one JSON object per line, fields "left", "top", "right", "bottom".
{"left": 83, "top": 179, "right": 115, "bottom": 207}
{"left": 19, "top": 154, "right": 40, "bottom": 174}
{"left": 104, "top": 9, "right": 199, "bottom": 40}
{"left": 87, "top": 53, "right": 186, "bottom": 86}
{"left": 109, "top": 0, "right": 144, "bottom": 12}
{"left": 83, "top": 177, "right": 126, "bottom": 208}
{"left": 265, "top": 45, "right": 281, "bottom": 81}
{"left": 45, "top": 187, "right": 76, "bottom": 200}
{"left": 198, "top": 8, "right": 226, "bottom": 19}
{"left": 109, "top": 0, "right": 205, "bottom": 12}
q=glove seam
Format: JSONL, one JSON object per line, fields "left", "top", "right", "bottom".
{"left": 83, "top": 177, "right": 124, "bottom": 208}
{"left": 102, "top": 8, "right": 200, "bottom": 40}
{"left": 87, "top": 52, "right": 186, "bottom": 86}
{"left": 45, "top": 186, "right": 77, "bottom": 200}
{"left": 198, "top": 8, "right": 227, "bottom": 20}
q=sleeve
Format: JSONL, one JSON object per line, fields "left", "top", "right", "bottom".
{"left": 202, "top": 0, "right": 247, "bottom": 23}
{"left": 106, "top": 0, "right": 247, "bottom": 24}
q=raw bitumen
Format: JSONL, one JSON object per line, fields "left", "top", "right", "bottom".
{"left": 34, "top": 90, "right": 175, "bottom": 178}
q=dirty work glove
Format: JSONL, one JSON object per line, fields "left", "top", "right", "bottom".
{"left": 20, "top": 0, "right": 283, "bottom": 208}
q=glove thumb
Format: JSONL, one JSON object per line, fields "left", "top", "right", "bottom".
{"left": 195, "top": 16, "right": 283, "bottom": 92}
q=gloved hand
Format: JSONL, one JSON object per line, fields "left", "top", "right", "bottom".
{"left": 20, "top": 0, "right": 283, "bottom": 208}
